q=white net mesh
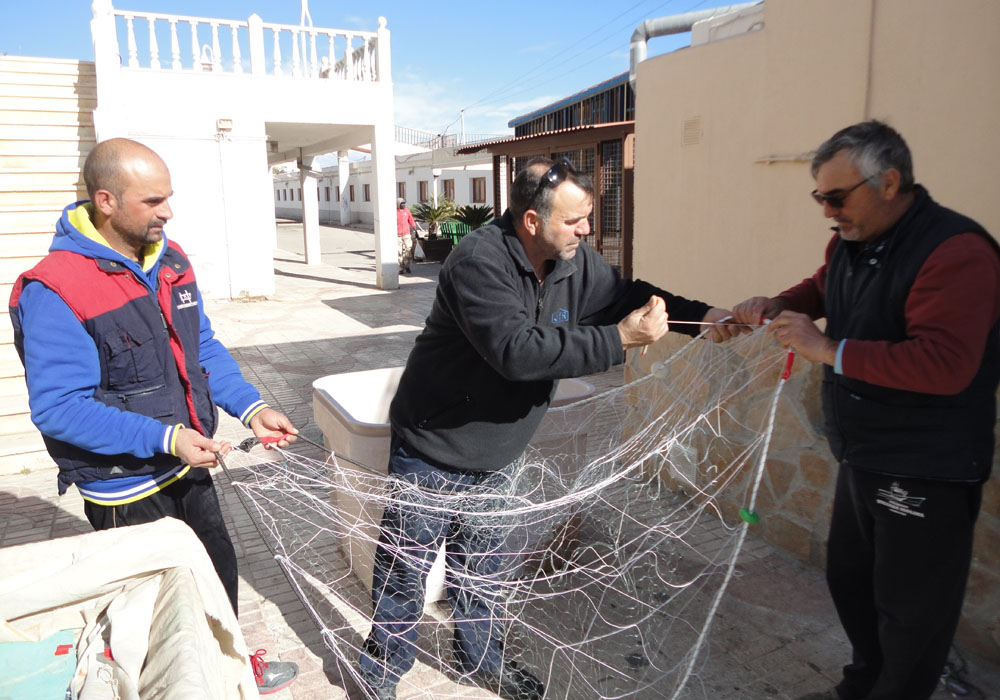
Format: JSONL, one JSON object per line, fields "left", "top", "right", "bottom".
{"left": 228, "top": 328, "right": 792, "bottom": 699}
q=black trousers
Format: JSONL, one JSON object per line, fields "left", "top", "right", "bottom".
{"left": 83, "top": 469, "right": 239, "bottom": 614}
{"left": 827, "top": 466, "right": 981, "bottom": 700}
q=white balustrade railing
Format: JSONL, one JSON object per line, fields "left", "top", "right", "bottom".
{"left": 100, "top": 7, "right": 382, "bottom": 82}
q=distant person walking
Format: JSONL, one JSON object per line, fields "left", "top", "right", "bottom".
{"left": 396, "top": 198, "right": 421, "bottom": 274}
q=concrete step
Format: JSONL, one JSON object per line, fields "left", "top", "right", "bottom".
{"left": 0, "top": 376, "right": 27, "bottom": 403}
{"left": 0, "top": 256, "right": 41, "bottom": 283}
{"left": 0, "top": 321, "right": 13, "bottom": 346}
{"left": 0, "top": 95, "right": 98, "bottom": 113}
{"left": 0, "top": 82, "right": 97, "bottom": 99}
{"left": 0, "top": 343, "right": 25, "bottom": 380}
{"left": 0, "top": 312, "right": 11, "bottom": 346}
{"left": 0, "top": 231, "right": 54, "bottom": 259}
{"left": 0, "top": 392, "right": 27, "bottom": 419}
{"left": 0, "top": 409, "right": 33, "bottom": 434}
{"left": 0, "top": 138, "right": 95, "bottom": 157}
{"left": 0, "top": 56, "right": 95, "bottom": 77}
{"left": 0, "top": 188, "right": 88, "bottom": 208}
{"left": 0, "top": 109, "right": 94, "bottom": 126}
{"left": 0, "top": 170, "right": 84, "bottom": 189}
{"left": 0, "top": 123, "right": 97, "bottom": 141}
{"left": 0, "top": 70, "right": 96, "bottom": 88}
{"left": 0, "top": 153, "right": 88, "bottom": 172}
{"left": 0, "top": 444, "right": 55, "bottom": 477}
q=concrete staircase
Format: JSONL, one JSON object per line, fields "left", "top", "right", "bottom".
{"left": 0, "top": 56, "right": 96, "bottom": 476}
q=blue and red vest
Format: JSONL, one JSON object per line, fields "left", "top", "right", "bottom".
{"left": 10, "top": 241, "right": 218, "bottom": 492}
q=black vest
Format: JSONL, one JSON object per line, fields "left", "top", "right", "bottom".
{"left": 822, "top": 186, "right": 999, "bottom": 483}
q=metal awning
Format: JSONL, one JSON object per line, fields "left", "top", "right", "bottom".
{"left": 456, "top": 121, "right": 634, "bottom": 155}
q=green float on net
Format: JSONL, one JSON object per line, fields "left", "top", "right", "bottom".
{"left": 739, "top": 507, "right": 760, "bottom": 525}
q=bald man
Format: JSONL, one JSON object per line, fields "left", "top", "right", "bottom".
{"left": 9, "top": 138, "right": 298, "bottom": 694}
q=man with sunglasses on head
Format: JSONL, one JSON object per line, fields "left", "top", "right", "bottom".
{"left": 357, "top": 157, "right": 733, "bottom": 700}
{"left": 731, "top": 121, "right": 1000, "bottom": 700}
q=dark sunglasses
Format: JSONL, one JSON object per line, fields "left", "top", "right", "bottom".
{"left": 811, "top": 178, "right": 870, "bottom": 208}
{"left": 532, "top": 157, "right": 578, "bottom": 202}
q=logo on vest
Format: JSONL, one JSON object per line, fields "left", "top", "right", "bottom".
{"left": 177, "top": 290, "right": 198, "bottom": 310}
{"left": 875, "top": 481, "right": 925, "bottom": 518}
{"left": 551, "top": 308, "right": 569, "bottom": 324}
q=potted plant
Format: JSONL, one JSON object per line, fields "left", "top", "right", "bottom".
{"left": 412, "top": 199, "right": 458, "bottom": 262}
{"left": 455, "top": 204, "right": 494, "bottom": 232}
{"left": 412, "top": 199, "right": 458, "bottom": 238}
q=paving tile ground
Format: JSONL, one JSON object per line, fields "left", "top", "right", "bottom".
{"left": 1, "top": 221, "right": 997, "bottom": 699}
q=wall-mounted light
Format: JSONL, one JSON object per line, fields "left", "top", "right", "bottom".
{"left": 216, "top": 118, "right": 234, "bottom": 132}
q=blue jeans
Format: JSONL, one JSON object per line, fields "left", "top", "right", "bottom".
{"left": 359, "top": 433, "right": 520, "bottom": 687}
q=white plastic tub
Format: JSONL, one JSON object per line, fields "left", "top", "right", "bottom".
{"left": 312, "top": 368, "right": 596, "bottom": 606}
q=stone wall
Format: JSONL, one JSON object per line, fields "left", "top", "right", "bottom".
{"left": 630, "top": 335, "right": 1000, "bottom": 661}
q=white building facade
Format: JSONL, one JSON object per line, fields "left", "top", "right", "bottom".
{"left": 273, "top": 147, "right": 495, "bottom": 226}
{"left": 88, "top": 0, "right": 400, "bottom": 296}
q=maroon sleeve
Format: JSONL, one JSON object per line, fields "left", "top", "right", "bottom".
{"left": 840, "top": 233, "right": 1000, "bottom": 394}
{"left": 775, "top": 234, "right": 838, "bottom": 319}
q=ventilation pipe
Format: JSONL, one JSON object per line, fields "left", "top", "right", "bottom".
{"left": 629, "top": 2, "right": 760, "bottom": 95}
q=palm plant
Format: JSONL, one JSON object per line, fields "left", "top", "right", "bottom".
{"left": 455, "top": 204, "right": 494, "bottom": 232}
{"left": 412, "top": 199, "right": 458, "bottom": 236}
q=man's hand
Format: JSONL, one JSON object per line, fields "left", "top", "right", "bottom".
{"left": 618, "top": 295, "right": 669, "bottom": 350}
{"left": 769, "top": 311, "right": 838, "bottom": 365}
{"left": 701, "top": 307, "right": 742, "bottom": 343}
{"left": 249, "top": 408, "right": 299, "bottom": 449}
{"left": 731, "top": 296, "right": 786, "bottom": 326}
{"left": 175, "top": 428, "right": 231, "bottom": 468}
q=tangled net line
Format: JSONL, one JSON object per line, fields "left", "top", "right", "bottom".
{"left": 227, "top": 328, "right": 792, "bottom": 699}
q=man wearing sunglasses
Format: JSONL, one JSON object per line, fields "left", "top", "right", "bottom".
{"left": 357, "top": 157, "right": 733, "bottom": 700}
{"left": 731, "top": 121, "right": 1000, "bottom": 700}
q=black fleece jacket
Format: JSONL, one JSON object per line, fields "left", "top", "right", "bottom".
{"left": 389, "top": 211, "right": 711, "bottom": 472}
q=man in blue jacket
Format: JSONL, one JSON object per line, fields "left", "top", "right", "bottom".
{"left": 9, "top": 138, "right": 298, "bottom": 694}
{"left": 358, "top": 157, "right": 735, "bottom": 700}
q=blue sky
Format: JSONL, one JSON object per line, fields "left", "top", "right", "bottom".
{"left": 1, "top": 0, "right": 739, "bottom": 137}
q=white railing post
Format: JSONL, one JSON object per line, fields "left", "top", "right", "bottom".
{"left": 272, "top": 28, "right": 282, "bottom": 76}
{"left": 309, "top": 30, "right": 318, "bottom": 77}
{"left": 375, "top": 16, "right": 391, "bottom": 84}
{"left": 148, "top": 18, "right": 160, "bottom": 69}
{"left": 344, "top": 33, "right": 353, "bottom": 81}
{"left": 125, "top": 15, "right": 139, "bottom": 67}
{"left": 248, "top": 13, "right": 265, "bottom": 76}
{"left": 291, "top": 30, "right": 301, "bottom": 77}
{"left": 189, "top": 21, "right": 200, "bottom": 66}
{"left": 211, "top": 23, "right": 222, "bottom": 72}
{"left": 230, "top": 23, "right": 242, "bottom": 73}
{"left": 169, "top": 19, "right": 181, "bottom": 69}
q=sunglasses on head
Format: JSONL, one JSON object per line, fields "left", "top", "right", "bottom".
{"left": 810, "top": 178, "right": 870, "bottom": 208}
{"left": 532, "top": 157, "right": 578, "bottom": 202}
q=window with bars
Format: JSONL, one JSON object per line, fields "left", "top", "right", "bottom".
{"left": 349, "top": 185, "right": 355, "bottom": 202}
{"left": 363, "top": 184, "right": 371, "bottom": 202}
{"left": 419, "top": 181, "right": 429, "bottom": 202}
{"left": 397, "top": 182, "right": 406, "bottom": 200}
{"left": 444, "top": 179, "right": 455, "bottom": 201}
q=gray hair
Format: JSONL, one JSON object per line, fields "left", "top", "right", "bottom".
{"left": 811, "top": 120, "right": 914, "bottom": 193}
